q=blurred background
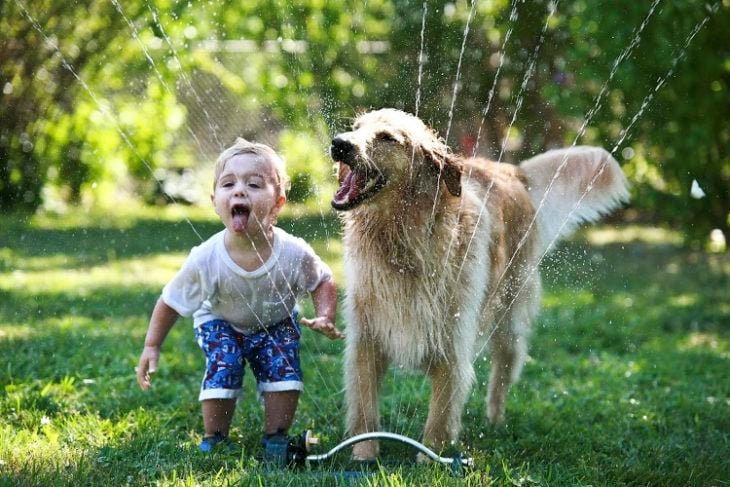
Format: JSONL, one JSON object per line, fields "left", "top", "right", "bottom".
{"left": 1, "top": 0, "right": 728, "bottom": 247}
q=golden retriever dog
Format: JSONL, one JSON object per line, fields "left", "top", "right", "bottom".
{"left": 330, "top": 108, "right": 629, "bottom": 460}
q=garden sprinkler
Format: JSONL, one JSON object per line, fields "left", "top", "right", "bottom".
{"left": 262, "top": 430, "right": 474, "bottom": 477}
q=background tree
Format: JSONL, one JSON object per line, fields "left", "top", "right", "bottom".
{"left": 547, "top": 0, "right": 729, "bottom": 243}
{"left": 2, "top": 1, "right": 143, "bottom": 210}
{"left": 1, "top": 0, "right": 727, "bottom": 245}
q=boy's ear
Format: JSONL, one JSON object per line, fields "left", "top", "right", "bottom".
{"left": 269, "top": 195, "right": 286, "bottom": 225}
{"left": 272, "top": 195, "right": 286, "bottom": 215}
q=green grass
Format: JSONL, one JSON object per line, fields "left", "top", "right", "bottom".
{"left": 1, "top": 205, "right": 728, "bottom": 486}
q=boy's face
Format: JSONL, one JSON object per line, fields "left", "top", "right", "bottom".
{"left": 211, "top": 153, "right": 286, "bottom": 237}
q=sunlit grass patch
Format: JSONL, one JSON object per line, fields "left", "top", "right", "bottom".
{"left": 0, "top": 248, "right": 80, "bottom": 273}
{"left": 29, "top": 201, "right": 219, "bottom": 231}
{"left": 541, "top": 289, "right": 594, "bottom": 309}
{"left": 677, "top": 332, "right": 729, "bottom": 356}
{"left": 1, "top": 209, "right": 728, "bottom": 485}
{"left": 583, "top": 224, "right": 683, "bottom": 246}
{"left": 0, "top": 254, "right": 185, "bottom": 294}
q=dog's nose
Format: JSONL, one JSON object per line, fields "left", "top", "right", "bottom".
{"left": 330, "top": 136, "right": 354, "bottom": 163}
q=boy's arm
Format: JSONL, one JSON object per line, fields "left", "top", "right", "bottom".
{"left": 300, "top": 279, "right": 343, "bottom": 340}
{"left": 136, "top": 297, "right": 180, "bottom": 390}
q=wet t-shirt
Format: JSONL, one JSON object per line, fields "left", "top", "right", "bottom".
{"left": 161, "top": 227, "right": 332, "bottom": 334}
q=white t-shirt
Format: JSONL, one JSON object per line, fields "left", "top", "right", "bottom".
{"left": 161, "top": 227, "right": 332, "bottom": 334}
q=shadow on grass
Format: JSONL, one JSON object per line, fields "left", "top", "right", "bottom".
{"left": 0, "top": 214, "right": 341, "bottom": 271}
{"left": 542, "top": 240, "right": 728, "bottom": 340}
{"left": 461, "top": 344, "right": 730, "bottom": 485}
{"left": 0, "top": 318, "right": 197, "bottom": 413}
{"left": 0, "top": 286, "right": 160, "bottom": 324}
{"left": 6, "top": 427, "right": 425, "bottom": 486}
{"left": 2, "top": 216, "right": 728, "bottom": 484}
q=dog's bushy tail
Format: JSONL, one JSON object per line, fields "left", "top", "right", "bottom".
{"left": 520, "top": 146, "right": 630, "bottom": 253}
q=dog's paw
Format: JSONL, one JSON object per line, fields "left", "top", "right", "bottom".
{"left": 415, "top": 452, "right": 433, "bottom": 464}
{"left": 487, "top": 410, "right": 506, "bottom": 425}
{"left": 352, "top": 440, "right": 379, "bottom": 461}
{"left": 487, "top": 402, "right": 506, "bottom": 424}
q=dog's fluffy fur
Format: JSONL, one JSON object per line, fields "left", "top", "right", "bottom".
{"left": 330, "top": 108, "right": 629, "bottom": 459}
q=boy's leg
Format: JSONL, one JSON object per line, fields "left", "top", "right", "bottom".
{"left": 202, "top": 399, "right": 237, "bottom": 437}
{"left": 263, "top": 391, "right": 300, "bottom": 434}
{"left": 250, "top": 317, "right": 304, "bottom": 436}
{"left": 195, "top": 320, "right": 246, "bottom": 439}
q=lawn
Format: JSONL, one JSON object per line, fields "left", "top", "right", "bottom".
{"left": 1, "top": 205, "right": 728, "bottom": 486}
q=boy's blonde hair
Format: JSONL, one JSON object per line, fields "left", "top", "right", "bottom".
{"left": 213, "top": 138, "right": 290, "bottom": 199}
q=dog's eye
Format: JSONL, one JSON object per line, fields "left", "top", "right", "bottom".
{"left": 376, "top": 132, "right": 397, "bottom": 142}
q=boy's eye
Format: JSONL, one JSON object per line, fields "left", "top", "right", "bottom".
{"left": 248, "top": 183, "right": 261, "bottom": 189}
{"left": 222, "top": 182, "right": 234, "bottom": 188}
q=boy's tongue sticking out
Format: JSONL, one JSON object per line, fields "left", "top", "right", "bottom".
{"left": 231, "top": 205, "right": 250, "bottom": 233}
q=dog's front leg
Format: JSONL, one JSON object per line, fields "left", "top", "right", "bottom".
{"left": 422, "top": 358, "right": 474, "bottom": 454}
{"left": 344, "top": 330, "right": 388, "bottom": 461}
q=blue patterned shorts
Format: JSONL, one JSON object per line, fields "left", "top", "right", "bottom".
{"left": 194, "top": 316, "right": 303, "bottom": 401}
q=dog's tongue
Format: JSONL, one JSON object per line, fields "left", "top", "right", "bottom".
{"left": 333, "top": 169, "right": 365, "bottom": 206}
{"left": 232, "top": 210, "right": 249, "bottom": 232}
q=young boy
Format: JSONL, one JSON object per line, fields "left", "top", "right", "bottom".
{"left": 135, "top": 138, "right": 343, "bottom": 453}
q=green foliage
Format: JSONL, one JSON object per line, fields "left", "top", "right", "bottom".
{"left": 1, "top": 0, "right": 727, "bottom": 244}
{"left": 0, "top": 207, "right": 728, "bottom": 484}
{"left": 1, "top": 0, "right": 141, "bottom": 210}
{"left": 546, "top": 0, "right": 730, "bottom": 244}
{"left": 0, "top": 0, "right": 195, "bottom": 210}
{"left": 278, "top": 129, "right": 335, "bottom": 203}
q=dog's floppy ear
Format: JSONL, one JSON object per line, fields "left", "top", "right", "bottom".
{"left": 441, "top": 156, "right": 463, "bottom": 197}
{"left": 424, "top": 147, "right": 463, "bottom": 197}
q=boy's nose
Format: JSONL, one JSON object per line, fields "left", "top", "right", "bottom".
{"left": 232, "top": 182, "right": 246, "bottom": 195}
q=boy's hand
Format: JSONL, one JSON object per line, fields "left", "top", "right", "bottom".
{"left": 136, "top": 346, "right": 160, "bottom": 390}
{"left": 300, "top": 316, "right": 344, "bottom": 340}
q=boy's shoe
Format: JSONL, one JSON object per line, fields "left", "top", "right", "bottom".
{"left": 198, "top": 432, "right": 238, "bottom": 454}
{"left": 261, "top": 433, "right": 290, "bottom": 466}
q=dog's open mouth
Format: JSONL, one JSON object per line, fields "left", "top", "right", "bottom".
{"left": 331, "top": 164, "right": 387, "bottom": 211}
{"left": 231, "top": 204, "right": 250, "bottom": 232}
